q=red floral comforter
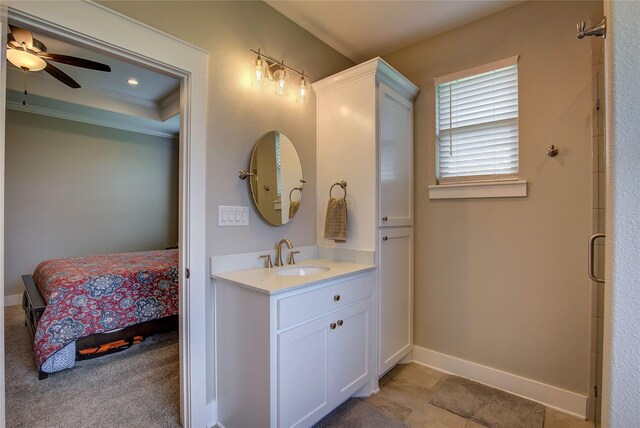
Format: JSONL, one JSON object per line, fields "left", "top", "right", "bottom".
{"left": 32, "top": 249, "right": 179, "bottom": 371}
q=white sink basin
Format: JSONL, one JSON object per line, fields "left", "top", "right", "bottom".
{"left": 275, "top": 266, "right": 330, "bottom": 277}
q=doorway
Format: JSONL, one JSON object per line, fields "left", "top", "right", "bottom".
{"left": 0, "top": 2, "right": 210, "bottom": 426}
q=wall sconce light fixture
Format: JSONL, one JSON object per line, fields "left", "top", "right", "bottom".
{"left": 251, "top": 49, "right": 310, "bottom": 104}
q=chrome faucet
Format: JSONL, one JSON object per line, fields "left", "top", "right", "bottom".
{"left": 275, "top": 239, "right": 293, "bottom": 266}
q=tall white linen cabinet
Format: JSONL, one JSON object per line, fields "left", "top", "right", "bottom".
{"left": 313, "top": 58, "right": 419, "bottom": 377}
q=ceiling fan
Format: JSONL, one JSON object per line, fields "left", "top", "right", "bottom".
{"left": 6, "top": 25, "right": 111, "bottom": 89}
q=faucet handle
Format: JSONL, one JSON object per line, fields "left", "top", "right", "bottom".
{"left": 287, "top": 251, "right": 300, "bottom": 265}
{"left": 260, "top": 254, "right": 273, "bottom": 269}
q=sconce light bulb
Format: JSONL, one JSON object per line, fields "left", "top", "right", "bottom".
{"left": 275, "top": 67, "right": 288, "bottom": 96}
{"left": 255, "top": 56, "right": 264, "bottom": 85}
{"left": 297, "top": 75, "right": 309, "bottom": 104}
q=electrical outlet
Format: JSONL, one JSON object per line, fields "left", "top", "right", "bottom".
{"left": 218, "top": 206, "right": 249, "bottom": 226}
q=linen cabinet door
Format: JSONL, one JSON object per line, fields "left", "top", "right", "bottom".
{"left": 378, "top": 227, "right": 413, "bottom": 375}
{"left": 278, "top": 315, "right": 332, "bottom": 428}
{"left": 378, "top": 83, "right": 414, "bottom": 228}
{"left": 329, "top": 300, "right": 371, "bottom": 405}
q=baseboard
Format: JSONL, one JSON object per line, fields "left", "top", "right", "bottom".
{"left": 4, "top": 294, "right": 22, "bottom": 307}
{"left": 412, "top": 346, "right": 588, "bottom": 419}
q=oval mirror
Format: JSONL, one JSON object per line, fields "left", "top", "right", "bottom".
{"left": 249, "top": 131, "right": 304, "bottom": 225}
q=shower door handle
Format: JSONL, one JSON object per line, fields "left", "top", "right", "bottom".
{"left": 588, "top": 233, "right": 606, "bottom": 283}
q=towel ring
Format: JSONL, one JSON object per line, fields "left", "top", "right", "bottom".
{"left": 329, "top": 180, "right": 347, "bottom": 199}
{"left": 289, "top": 187, "right": 303, "bottom": 202}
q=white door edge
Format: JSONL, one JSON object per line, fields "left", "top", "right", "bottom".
{"left": 0, "top": 2, "right": 210, "bottom": 426}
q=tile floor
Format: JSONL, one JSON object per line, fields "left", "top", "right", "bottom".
{"left": 359, "top": 363, "right": 595, "bottom": 428}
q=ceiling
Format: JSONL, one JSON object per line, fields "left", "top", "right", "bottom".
{"left": 6, "top": 2, "right": 524, "bottom": 135}
{"left": 6, "top": 24, "right": 181, "bottom": 138}
{"left": 265, "top": 0, "right": 524, "bottom": 63}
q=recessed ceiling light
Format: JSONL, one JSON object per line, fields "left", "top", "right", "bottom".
{"left": 127, "top": 78, "right": 139, "bottom": 86}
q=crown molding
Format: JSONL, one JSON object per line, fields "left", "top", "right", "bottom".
{"left": 7, "top": 100, "right": 178, "bottom": 140}
{"left": 158, "top": 89, "right": 180, "bottom": 121}
{"left": 312, "top": 57, "right": 420, "bottom": 100}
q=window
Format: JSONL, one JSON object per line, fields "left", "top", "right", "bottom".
{"left": 435, "top": 56, "right": 519, "bottom": 184}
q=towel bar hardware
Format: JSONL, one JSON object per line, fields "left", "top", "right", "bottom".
{"left": 329, "top": 180, "right": 347, "bottom": 198}
{"left": 289, "top": 187, "right": 303, "bottom": 202}
{"left": 588, "top": 233, "right": 605, "bottom": 283}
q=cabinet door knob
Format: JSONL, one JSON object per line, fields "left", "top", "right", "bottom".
{"left": 382, "top": 236, "right": 388, "bottom": 241}
{"left": 329, "top": 322, "right": 337, "bottom": 330}
{"left": 333, "top": 294, "right": 341, "bottom": 301}
{"left": 337, "top": 320, "right": 344, "bottom": 326}
{"left": 382, "top": 216, "right": 388, "bottom": 221}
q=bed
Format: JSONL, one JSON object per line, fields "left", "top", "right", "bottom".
{"left": 22, "top": 249, "right": 179, "bottom": 379}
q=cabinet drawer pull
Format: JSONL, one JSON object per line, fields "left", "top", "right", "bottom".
{"left": 329, "top": 322, "right": 337, "bottom": 330}
{"left": 382, "top": 216, "right": 388, "bottom": 221}
{"left": 337, "top": 320, "right": 344, "bottom": 326}
{"left": 333, "top": 294, "right": 341, "bottom": 301}
{"left": 382, "top": 236, "right": 388, "bottom": 241}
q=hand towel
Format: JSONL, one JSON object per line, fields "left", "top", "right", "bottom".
{"left": 324, "top": 197, "right": 347, "bottom": 241}
{"left": 289, "top": 201, "right": 300, "bottom": 219}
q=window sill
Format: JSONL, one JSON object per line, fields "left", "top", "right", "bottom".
{"left": 428, "top": 180, "right": 527, "bottom": 200}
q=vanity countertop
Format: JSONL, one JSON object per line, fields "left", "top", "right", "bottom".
{"left": 212, "top": 259, "right": 375, "bottom": 295}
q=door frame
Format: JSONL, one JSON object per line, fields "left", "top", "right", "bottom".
{"left": 0, "top": 2, "right": 210, "bottom": 426}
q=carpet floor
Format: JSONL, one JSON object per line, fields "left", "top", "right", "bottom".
{"left": 5, "top": 305, "right": 180, "bottom": 428}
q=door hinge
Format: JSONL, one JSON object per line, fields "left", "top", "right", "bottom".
{"left": 596, "top": 99, "right": 600, "bottom": 111}
{"left": 594, "top": 385, "right": 598, "bottom": 398}
{"left": 185, "top": 268, "right": 190, "bottom": 279}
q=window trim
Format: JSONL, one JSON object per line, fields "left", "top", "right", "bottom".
{"left": 433, "top": 55, "right": 519, "bottom": 85}
{"left": 434, "top": 56, "right": 521, "bottom": 190}
{"left": 428, "top": 180, "right": 527, "bottom": 200}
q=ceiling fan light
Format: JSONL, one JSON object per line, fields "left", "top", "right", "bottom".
{"left": 7, "top": 49, "right": 46, "bottom": 71}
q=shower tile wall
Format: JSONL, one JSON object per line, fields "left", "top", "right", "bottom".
{"left": 589, "top": 13, "right": 605, "bottom": 427}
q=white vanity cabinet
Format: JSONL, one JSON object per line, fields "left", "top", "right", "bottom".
{"left": 378, "top": 83, "right": 414, "bottom": 228}
{"left": 313, "top": 58, "right": 419, "bottom": 378}
{"left": 378, "top": 227, "right": 413, "bottom": 374}
{"left": 279, "top": 299, "right": 370, "bottom": 427}
{"left": 214, "top": 268, "right": 374, "bottom": 428}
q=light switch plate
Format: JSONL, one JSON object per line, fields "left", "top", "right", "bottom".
{"left": 218, "top": 206, "right": 249, "bottom": 226}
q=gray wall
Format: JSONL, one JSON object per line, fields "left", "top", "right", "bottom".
{"left": 383, "top": 0, "right": 601, "bottom": 394}
{"left": 5, "top": 110, "right": 178, "bottom": 297}
{"left": 99, "top": 0, "right": 355, "bottom": 257}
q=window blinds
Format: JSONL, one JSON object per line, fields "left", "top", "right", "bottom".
{"left": 436, "top": 61, "right": 519, "bottom": 183}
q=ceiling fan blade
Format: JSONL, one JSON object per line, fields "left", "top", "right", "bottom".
{"left": 44, "top": 62, "right": 81, "bottom": 88}
{"left": 9, "top": 25, "right": 33, "bottom": 50}
{"left": 42, "top": 53, "right": 111, "bottom": 72}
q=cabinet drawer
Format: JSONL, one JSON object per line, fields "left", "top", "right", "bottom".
{"left": 277, "top": 274, "right": 372, "bottom": 330}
